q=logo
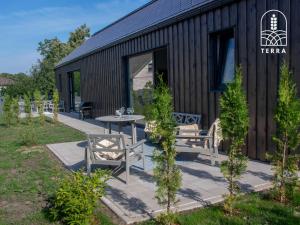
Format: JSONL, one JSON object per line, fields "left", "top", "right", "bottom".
{"left": 260, "top": 10, "right": 287, "bottom": 54}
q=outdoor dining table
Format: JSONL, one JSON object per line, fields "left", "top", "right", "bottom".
{"left": 95, "top": 115, "right": 145, "bottom": 144}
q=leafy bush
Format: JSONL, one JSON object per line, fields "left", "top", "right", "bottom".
{"left": 50, "top": 169, "right": 110, "bottom": 225}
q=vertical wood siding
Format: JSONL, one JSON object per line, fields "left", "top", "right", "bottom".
{"left": 55, "top": 0, "right": 298, "bottom": 160}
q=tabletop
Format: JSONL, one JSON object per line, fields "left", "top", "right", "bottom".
{"left": 95, "top": 115, "right": 145, "bottom": 123}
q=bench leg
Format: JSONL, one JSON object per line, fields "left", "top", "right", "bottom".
{"left": 142, "top": 144, "right": 145, "bottom": 170}
{"left": 210, "top": 147, "right": 216, "bottom": 166}
{"left": 126, "top": 161, "right": 130, "bottom": 184}
{"left": 214, "top": 147, "right": 219, "bottom": 164}
{"left": 85, "top": 148, "right": 91, "bottom": 175}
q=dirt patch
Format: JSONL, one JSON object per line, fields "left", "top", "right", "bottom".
{"left": 0, "top": 199, "right": 34, "bottom": 221}
{"left": 17, "top": 146, "right": 44, "bottom": 154}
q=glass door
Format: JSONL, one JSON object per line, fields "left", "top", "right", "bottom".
{"left": 68, "top": 71, "right": 81, "bottom": 112}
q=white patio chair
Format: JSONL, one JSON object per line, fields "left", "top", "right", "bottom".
{"left": 175, "top": 118, "right": 222, "bottom": 166}
{"left": 58, "top": 100, "right": 65, "bottom": 112}
{"left": 85, "top": 134, "right": 146, "bottom": 184}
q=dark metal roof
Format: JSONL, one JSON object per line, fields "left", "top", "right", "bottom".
{"left": 57, "top": 0, "right": 214, "bottom": 68}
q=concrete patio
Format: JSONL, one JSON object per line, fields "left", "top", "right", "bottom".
{"left": 46, "top": 113, "right": 275, "bottom": 224}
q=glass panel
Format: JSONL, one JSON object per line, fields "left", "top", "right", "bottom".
{"left": 73, "top": 71, "right": 81, "bottom": 112}
{"left": 129, "top": 53, "right": 153, "bottom": 115}
{"left": 221, "top": 38, "right": 235, "bottom": 84}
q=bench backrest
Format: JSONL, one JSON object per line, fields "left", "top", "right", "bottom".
{"left": 172, "top": 112, "right": 201, "bottom": 125}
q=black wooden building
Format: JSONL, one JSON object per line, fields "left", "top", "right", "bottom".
{"left": 55, "top": 0, "right": 300, "bottom": 160}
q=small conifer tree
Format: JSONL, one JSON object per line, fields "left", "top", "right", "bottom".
{"left": 267, "top": 62, "right": 300, "bottom": 203}
{"left": 220, "top": 66, "right": 249, "bottom": 215}
{"left": 148, "top": 75, "right": 181, "bottom": 224}
{"left": 3, "top": 95, "right": 13, "bottom": 127}
{"left": 53, "top": 89, "right": 59, "bottom": 123}
{"left": 24, "top": 94, "right": 32, "bottom": 124}
{"left": 11, "top": 97, "right": 20, "bottom": 124}
{"left": 34, "top": 90, "right": 45, "bottom": 125}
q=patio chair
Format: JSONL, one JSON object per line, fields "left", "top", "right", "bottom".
{"left": 175, "top": 118, "right": 222, "bottom": 166}
{"left": 85, "top": 134, "right": 146, "bottom": 184}
{"left": 58, "top": 100, "right": 65, "bottom": 112}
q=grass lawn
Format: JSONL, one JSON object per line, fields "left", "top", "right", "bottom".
{"left": 142, "top": 190, "right": 300, "bottom": 225}
{"left": 0, "top": 117, "right": 299, "bottom": 225}
{"left": 0, "top": 117, "right": 114, "bottom": 225}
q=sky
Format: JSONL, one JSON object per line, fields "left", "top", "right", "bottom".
{"left": 0, "top": 0, "right": 149, "bottom": 74}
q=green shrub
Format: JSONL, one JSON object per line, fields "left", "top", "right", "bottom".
{"left": 220, "top": 66, "right": 249, "bottom": 215}
{"left": 267, "top": 62, "right": 300, "bottom": 203}
{"left": 20, "top": 124, "right": 37, "bottom": 146}
{"left": 147, "top": 75, "right": 181, "bottom": 224}
{"left": 24, "top": 94, "right": 32, "bottom": 124}
{"left": 11, "top": 97, "right": 20, "bottom": 124}
{"left": 50, "top": 169, "right": 110, "bottom": 225}
{"left": 53, "top": 89, "right": 59, "bottom": 123}
{"left": 2, "top": 95, "right": 13, "bottom": 127}
{"left": 34, "top": 89, "right": 45, "bottom": 125}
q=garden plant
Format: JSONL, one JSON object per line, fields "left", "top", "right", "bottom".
{"left": 219, "top": 66, "right": 249, "bottom": 215}
{"left": 34, "top": 89, "right": 45, "bottom": 125}
{"left": 53, "top": 88, "right": 59, "bottom": 123}
{"left": 24, "top": 94, "right": 32, "bottom": 124}
{"left": 147, "top": 74, "right": 182, "bottom": 225}
{"left": 50, "top": 169, "right": 110, "bottom": 225}
{"left": 2, "top": 94, "right": 13, "bottom": 127}
{"left": 267, "top": 62, "right": 300, "bottom": 203}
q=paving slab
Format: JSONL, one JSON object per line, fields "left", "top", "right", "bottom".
{"left": 47, "top": 140, "right": 275, "bottom": 224}
{"left": 47, "top": 113, "right": 300, "bottom": 224}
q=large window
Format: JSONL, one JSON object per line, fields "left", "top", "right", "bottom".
{"left": 128, "top": 52, "right": 154, "bottom": 114}
{"left": 127, "top": 48, "right": 168, "bottom": 115}
{"left": 210, "top": 29, "right": 235, "bottom": 91}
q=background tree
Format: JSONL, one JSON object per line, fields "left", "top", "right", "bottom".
{"left": 219, "top": 66, "right": 249, "bottom": 215}
{"left": 147, "top": 75, "right": 181, "bottom": 224}
{"left": 53, "top": 89, "right": 59, "bottom": 124}
{"left": 267, "top": 62, "right": 300, "bottom": 203}
{"left": 33, "top": 24, "right": 90, "bottom": 96}
{"left": 68, "top": 24, "right": 90, "bottom": 49}
{"left": 34, "top": 90, "right": 45, "bottom": 126}
{"left": 2, "top": 73, "right": 34, "bottom": 97}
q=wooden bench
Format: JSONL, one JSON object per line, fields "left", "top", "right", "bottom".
{"left": 144, "top": 112, "right": 202, "bottom": 138}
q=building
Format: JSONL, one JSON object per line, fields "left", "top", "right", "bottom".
{"left": 55, "top": 0, "right": 300, "bottom": 160}
{"left": 0, "top": 77, "right": 14, "bottom": 92}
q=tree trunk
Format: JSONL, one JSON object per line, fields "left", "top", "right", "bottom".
{"left": 280, "top": 133, "right": 288, "bottom": 203}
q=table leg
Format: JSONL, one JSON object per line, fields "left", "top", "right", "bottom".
{"left": 131, "top": 122, "right": 137, "bottom": 144}
{"left": 118, "top": 123, "right": 122, "bottom": 134}
{"left": 109, "top": 122, "right": 112, "bottom": 134}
